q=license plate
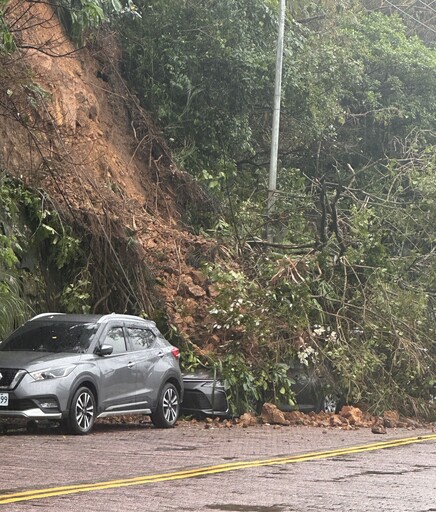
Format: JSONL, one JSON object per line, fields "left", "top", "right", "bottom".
{"left": 0, "top": 393, "right": 9, "bottom": 406}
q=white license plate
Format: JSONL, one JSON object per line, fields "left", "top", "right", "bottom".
{"left": 0, "top": 393, "right": 9, "bottom": 406}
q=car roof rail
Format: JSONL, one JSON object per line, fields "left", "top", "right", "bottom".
{"left": 98, "top": 314, "right": 156, "bottom": 326}
{"left": 28, "top": 313, "right": 67, "bottom": 321}
{"left": 27, "top": 312, "right": 157, "bottom": 326}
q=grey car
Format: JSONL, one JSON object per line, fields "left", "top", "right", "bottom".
{"left": 0, "top": 313, "right": 183, "bottom": 434}
{"left": 182, "top": 371, "right": 232, "bottom": 419}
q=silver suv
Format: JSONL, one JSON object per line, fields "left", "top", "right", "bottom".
{"left": 0, "top": 313, "right": 183, "bottom": 434}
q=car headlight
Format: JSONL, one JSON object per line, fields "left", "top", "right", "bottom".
{"left": 29, "top": 366, "right": 75, "bottom": 381}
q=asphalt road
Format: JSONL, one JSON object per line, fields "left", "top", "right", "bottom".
{"left": 1, "top": 420, "right": 435, "bottom": 511}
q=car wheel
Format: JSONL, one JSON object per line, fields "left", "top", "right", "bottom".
{"left": 68, "top": 386, "right": 96, "bottom": 435}
{"left": 151, "top": 383, "right": 180, "bottom": 428}
{"left": 318, "top": 394, "right": 339, "bottom": 414}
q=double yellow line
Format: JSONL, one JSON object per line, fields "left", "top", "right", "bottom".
{"left": 1, "top": 433, "right": 435, "bottom": 505}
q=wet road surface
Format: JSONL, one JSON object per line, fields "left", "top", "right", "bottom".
{"left": 1, "top": 420, "right": 435, "bottom": 511}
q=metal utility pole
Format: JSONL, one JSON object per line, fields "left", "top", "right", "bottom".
{"left": 267, "top": 0, "right": 286, "bottom": 242}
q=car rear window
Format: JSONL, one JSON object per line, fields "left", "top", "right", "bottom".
{"left": 0, "top": 322, "right": 98, "bottom": 353}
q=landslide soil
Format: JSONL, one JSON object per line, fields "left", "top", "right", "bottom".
{"left": 0, "top": 1, "right": 219, "bottom": 349}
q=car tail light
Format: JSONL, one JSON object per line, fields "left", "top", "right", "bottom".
{"left": 171, "top": 347, "right": 180, "bottom": 359}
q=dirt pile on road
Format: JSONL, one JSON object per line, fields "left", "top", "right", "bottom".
{"left": 194, "top": 404, "right": 430, "bottom": 432}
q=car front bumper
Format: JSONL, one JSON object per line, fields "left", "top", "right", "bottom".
{"left": 0, "top": 407, "right": 62, "bottom": 419}
{"left": 181, "top": 377, "right": 231, "bottom": 418}
{"left": 0, "top": 394, "right": 63, "bottom": 420}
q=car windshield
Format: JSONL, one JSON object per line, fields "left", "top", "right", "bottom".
{"left": 0, "top": 321, "right": 98, "bottom": 353}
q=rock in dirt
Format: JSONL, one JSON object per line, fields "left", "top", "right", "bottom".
{"left": 283, "top": 411, "right": 307, "bottom": 425}
{"left": 371, "top": 424, "right": 387, "bottom": 434}
{"left": 238, "top": 413, "right": 258, "bottom": 428}
{"left": 383, "top": 410, "right": 400, "bottom": 428}
{"left": 329, "top": 414, "right": 343, "bottom": 427}
{"left": 179, "top": 277, "right": 207, "bottom": 298}
{"left": 339, "top": 405, "right": 364, "bottom": 426}
{"left": 261, "top": 403, "right": 290, "bottom": 426}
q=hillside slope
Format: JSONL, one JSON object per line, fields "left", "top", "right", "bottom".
{"left": 0, "top": 1, "right": 218, "bottom": 350}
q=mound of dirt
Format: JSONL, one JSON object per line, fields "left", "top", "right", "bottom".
{"left": 0, "top": 1, "right": 220, "bottom": 348}
{"left": 196, "top": 404, "right": 430, "bottom": 431}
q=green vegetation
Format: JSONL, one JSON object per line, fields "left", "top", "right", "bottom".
{"left": 0, "top": 0, "right": 14, "bottom": 55}
{"left": 0, "top": 0, "right": 435, "bottom": 417}
{"left": 116, "top": 1, "right": 435, "bottom": 415}
{"left": 55, "top": 0, "right": 134, "bottom": 45}
{"left": 0, "top": 175, "right": 91, "bottom": 337}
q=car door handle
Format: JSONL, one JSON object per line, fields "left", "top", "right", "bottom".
{"left": 158, "top": 351, "right": 164, "bottom": 358}
{"left": 127, "top": 361, "right": 136, "bottom": 369}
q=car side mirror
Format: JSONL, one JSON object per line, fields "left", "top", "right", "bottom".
{"left": 97, "top": 344, "right": 113, "bottom": 356}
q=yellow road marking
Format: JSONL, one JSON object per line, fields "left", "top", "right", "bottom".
{"left": 1, "top": 433, "right": 435, "bottom": 505}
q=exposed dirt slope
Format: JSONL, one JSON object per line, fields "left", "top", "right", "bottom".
{"left": 0, "top": 1, "right": 219, "bottom": 349}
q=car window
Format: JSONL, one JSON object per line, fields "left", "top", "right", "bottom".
{"left": 105, "top": 327, "right": 127, "bottom": 354}
{"left": 0, "top": 322, "right": 98, "bottom": 353}
{"left": 127, "top": 328, "right": 156, "bottom": 351}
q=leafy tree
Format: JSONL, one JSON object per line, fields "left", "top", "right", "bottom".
{"left": 124, "top": 4, "right": 435, "bottom": 414}
{"left": 119, "top": 0, "right": 288, "bottom": 178}
{"left": 0, "top": 176, "right": 30, "bottom": 337}
{"left": 54, "top": 0, "right": 129, "bottom": 45}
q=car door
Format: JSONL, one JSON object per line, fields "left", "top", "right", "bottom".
{"left": 126, "top": 326, "right": 162, "bottom": 408}
{"left": 95, "top": 325, "right": 138, "bottom": 412}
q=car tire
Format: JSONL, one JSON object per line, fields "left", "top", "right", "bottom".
{"left": 67, "top": 386, "right": 96, "bottom": 435}
{"left": 151, "top": 382, "right": 180, "bottom": 428}
{"left": 317, "top": 394, "right": 339, "bottom": 414}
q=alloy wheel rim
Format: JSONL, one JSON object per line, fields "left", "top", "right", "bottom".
{"left": 76, "top": 391, "right": 94, "bottom": 431}
{"left": 162, "top": 387, "right": 179, "bottom": 424}
{"left": 323, "top": 394, "right": 337, "bottom": 413}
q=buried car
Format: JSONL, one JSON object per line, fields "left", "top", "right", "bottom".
{"left": 181, "top": 364, "right": 342, "bottom": 419}
{"left": 0, "top": 313, "right": 183, "bottom": 434}
{"left": 181, "top": 371, "right": 232, "bottom": 418}
{"left": 279, "top": 361, "right": 343, "bottom": 414}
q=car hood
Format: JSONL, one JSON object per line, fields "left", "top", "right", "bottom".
{"left": 183, "top": 370, "right": 224, "bottom": 384}
{"left": 0, "top": 351, "right": 82, "bottom": 370}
